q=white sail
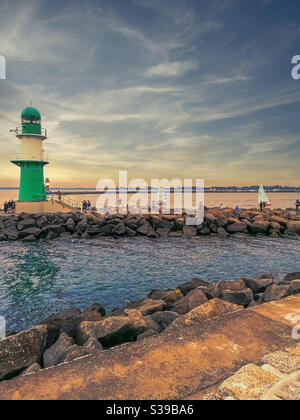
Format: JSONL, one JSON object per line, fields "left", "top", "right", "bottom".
{"left": 258, "top": 185, "right": 271, "bottom": 206}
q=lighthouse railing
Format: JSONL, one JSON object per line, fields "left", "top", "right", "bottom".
{"left": 14, "top": 126, "right": 48, "bottom": 137}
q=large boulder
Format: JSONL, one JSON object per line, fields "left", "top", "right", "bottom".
{"left": 126, "top": 298, "right": 167, "bottom": 316}
{"left": 17, "top": 218, "right": 36, "bottom": 231}
{"left": 83, "top": 303, "right": 106, "bottom": 317}
{"left": 221, "top": 288, "right": 253, "bottom": 306}
{"left": 263, "top": 284, "right": 290, "bottom": 302}
{"left": 283, "top": 273, "right": 300, "bottom": 282}
{"left": 286, "top": 221, "right": 300, "bottom": 235}
{"left": 288, "top": 280, "right": 300, "bottom": 296}
{"left": 171, "top": 288, "right": 208, "bottom": 315}
{"left": 270, "top": 216, "right": 287, "bottom": 228}
{"left": 19, "top": 227, "right": 42, "bottom": 239}
{"left": 137, "top": 222, "right": 153, "bottom": 236}
{"left": 4, "top": 226, "right": 20, "bottom": 240}
{"left": 65, "top": 218, "right": 76, "bottom": 233}
{"left": 76, "top": 310, "right": 146, "bottom": 347}
{"left": 226, "top": 222, "right": 247, "bottom": 234}
{"left": 43, "top": 333, "right": 75, "bottom": 368}
{"left": 250, "top": 221, "right": 270, "bottom": 235}
{"left": 178, "top": 278, "right": 211, "bottom": 296}
{"left": 147, "top": 289, "right": 183, "bottom": 308}
{"left": 112, "top": 223, "right": 126, "bottom": 236}
{"left": 0, "top": 325, "right": 47, "bottom": 380}
{"left": 41, "top": 225, "right": 65, "bottom": 236}
{"left": 241, "top": 277, "right": 274, "bottom": 294}
{"left": 151, "top": 311, "right": 180, "bottom": 330}
{"left": 169, "top": 298, "right": 243, "bottom": 330}
{"left": 36, "top": 216, "right": 49, "bottom": 229}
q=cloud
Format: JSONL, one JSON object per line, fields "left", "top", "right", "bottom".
{"left": 146, "top": 61, "right": 198, "bottom": 77}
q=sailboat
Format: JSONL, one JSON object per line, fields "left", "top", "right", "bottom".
{"left": 258, "top": 185, "right": 271, "bottom": 206}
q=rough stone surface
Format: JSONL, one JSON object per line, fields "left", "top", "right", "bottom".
{"left": 43, "top": 333, "right": 75, "bottom": 368}
{"left": 147, "top": 289, "right": 183, "bottom": 307}
{"left": 126, "top": 298, "right": 167, "bottom": 316}
{"left": 0, "top": 325, "right": 47, "bottom": 380}
{"left": 76, "top": 310, "right": 146, "bottom": 347}
{"left": 263, "top": 284, "right": 290, "bottom": 302}
{"left": 178, "top": 278, "right": 211, "bottom": 296}
{"left": 222, "top": 288, "right": 253, "bottom": 306}
{"left": 262, "top": 351, "right": 300, "bottom": 374}
{"left": 171, "top": 288, "right": 208, "bottom": 314}
{"left": 242, "top": 277, "right": 274, "bottom": 293}
{"left": 220, "top": 364, "right": 278, "bottom": 400}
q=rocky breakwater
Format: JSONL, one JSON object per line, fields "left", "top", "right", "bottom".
{"left": 0, "top": 207, "right": 300, "bottom": 242}
{"left": 1, "top": 272, "right": 299, "bottom": 382}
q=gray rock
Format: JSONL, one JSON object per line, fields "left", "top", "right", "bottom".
{"left": 0, "top": 325, "right": 47, "bottom": 380}
{"left": 126, "top": 298, "right": 167, "bottom": 316}
{"left": 42, "top": 224, "right": 65, "bottom": 235}
{"left": 83, "top": 303, "right": 106, "bottom": 317}
{"left": 226, "top": 222, "right": 247, "bottom": 234}
{"left": 217, "top": 227, "right": 229, "bottom": 237}
{"left": 4, "top": 226, "right": 20, "bottom": 240}
{"left": 43, "top": 333, "right": 75, "bottom": 368}
{"left": 288, "top": 280, "right": 300, "bottom": 296}
{"left": 221, "top": 288, "right": 253, "bottom": 306}
{"left": 171, "top": 288, "right": 208, "bottom": 314}
{"left": 76, "top": 309, "right": 146, "bottom": 347}
{"left": 65, "top": 218, "right": 76, "bottom": 233}
{"left": 17, "top": 218, "right": 36, "bottom": 231}
{"left": 151, "top": 311, "right": 180, "bottom": 329}
{"left": 21, "top": 234, "right": 38, "bottom": 242}
{"left": 46, "top": 231, "right": 57, "bottom": 240}
{"left": 21, "top": 363, "right": 41, "bottom": 376}
{"left": 144, "top": 315, "right": 162, "bottom": 332}
{"left": 178, "top": 278, "right": 211, "bottom": 296}
{"left": 147, "top": 289, "right": 183, "bottom": 308}
{"left": 242, "top": 277, "right": 274, "bottom": 294}
{"left": 83, "top": 337, "right": 103, "bottom": 353}
{"left": 19, "top": 227, "right": 42, "bottom": 239}
{"left": 263, "top": 284, "right": 290, "bottom": 302}
{"left": 137, "top": 329, "right": 159, "bottom": 341}
{"left": 283, "top": 273, "right": 300, "bottom": 282}
{"left": 59, "top": 344, "right": 90, "bottom": 364}
{"left": 112, "top": 222, "right": 126, "bottom": 236}
{"left": 36, "top": 216, "right": 48, "bottom": 228}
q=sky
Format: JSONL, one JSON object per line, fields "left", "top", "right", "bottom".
{"left": 0, "top": 0, "right": 300, "bottom": 187}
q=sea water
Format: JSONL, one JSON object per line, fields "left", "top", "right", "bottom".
{"left": 0, "top": 235, "right": 299, "bottom": 332}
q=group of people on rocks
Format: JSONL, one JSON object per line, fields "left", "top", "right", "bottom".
{"left": 3, "top": 200, "right": 15, "bottom": 213}
{"left": 82, "top": 200, "right": 91, "bottom": 213}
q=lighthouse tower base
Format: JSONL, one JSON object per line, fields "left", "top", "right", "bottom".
{"left": 15, "top": 200, "right": 80, "bottom": 214}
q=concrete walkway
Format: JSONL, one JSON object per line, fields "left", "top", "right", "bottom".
{"left": 0, "top": 295, "right": 299, "bottom": 400}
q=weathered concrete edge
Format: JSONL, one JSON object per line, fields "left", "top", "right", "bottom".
{"left": 0, "top": 295, "right": 299, "bottom": 400}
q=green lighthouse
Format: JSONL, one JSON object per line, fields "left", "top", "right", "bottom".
{"left": 11, "top": 107, "right": 49, "bottom": 203}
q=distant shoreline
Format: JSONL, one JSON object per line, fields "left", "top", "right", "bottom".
{"left": 0, "top": 188, "right": 299, "bottom": 194}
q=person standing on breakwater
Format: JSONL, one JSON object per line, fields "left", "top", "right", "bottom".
{"left": 58, "top": 191, "right": 62, "bottom": 203}
{"left": 296, "top": 199, "right": 300, "bottom": 213}
{"left": 3, "top": 201, "right": 8, "bottom": 213}
{"left": 87, "top": 201, "right": 91, "bottom": 212}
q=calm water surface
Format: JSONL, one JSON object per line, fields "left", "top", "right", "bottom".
{"left": 0, "top": 236, "right": 299, "bottom": 332}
